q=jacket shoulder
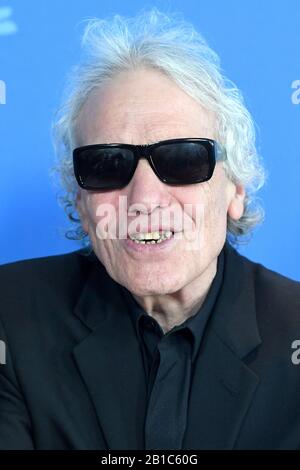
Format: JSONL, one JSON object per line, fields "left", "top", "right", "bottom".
{"left": 0, "top": 249, "right": 91, "bottom": 285}
{"left": 240, "top": 251, "right": 300, "bottom": 337}
{"left": 250, "top": 257, "right": 300, "bottom": 308}
{"left": 0, "top": 250, "right": 96, "bottom": 325}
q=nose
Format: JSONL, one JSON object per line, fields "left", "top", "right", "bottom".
{"left": 126, "top": 159, "right": 171, "bottom": 214}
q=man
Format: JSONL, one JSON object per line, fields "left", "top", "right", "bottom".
{"left": 0, "top": 9, "right": 300, "bottom": 450}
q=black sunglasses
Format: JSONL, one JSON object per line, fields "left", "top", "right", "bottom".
{"left": 73, "top": 137, "right": 226, "bottom": 190}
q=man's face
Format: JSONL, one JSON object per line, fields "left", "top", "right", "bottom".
{"left": 76, "top": 68, "right": 244, "bottom": 296}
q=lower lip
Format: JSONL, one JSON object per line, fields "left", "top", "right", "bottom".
{"left": 123, "top": 234, "right": 178, "bottom": 253}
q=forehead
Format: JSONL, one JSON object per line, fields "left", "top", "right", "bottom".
{"left": 76, "top": 68, "right": 216, "bottom": 145}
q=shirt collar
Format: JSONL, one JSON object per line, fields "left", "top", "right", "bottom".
{"left": 120, "top": 244, "right": 225, "bottom": 362}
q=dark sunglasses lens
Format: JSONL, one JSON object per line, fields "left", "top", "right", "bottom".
{"left": 152, "top": 142, "right": 214, "bottom": 184}
{"left": 74, "top": 147, "right": 135, "bottom": 189}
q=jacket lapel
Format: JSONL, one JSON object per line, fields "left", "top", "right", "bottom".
{"left": 72, "top": 243, "right": 262, "bottom": 450}
{"left": 72, "top": 259, "right": 147, "bottom": 449}
{"left": 183, "top": 243, "right": 262, "bottom": 449}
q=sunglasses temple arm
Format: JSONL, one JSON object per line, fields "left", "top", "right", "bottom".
{"left": 215, "top": 142, "right": 227, "bottom": 162}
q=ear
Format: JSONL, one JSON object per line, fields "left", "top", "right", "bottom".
{"left": 227, "top": 183, "right": 246, "bottom": 221}
{"left": 76, "top": 190, "right": 89, "bottom": 233}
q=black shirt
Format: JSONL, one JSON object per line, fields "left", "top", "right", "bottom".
{"left": 120, "top": 248, "right": 224, "bottom": 449}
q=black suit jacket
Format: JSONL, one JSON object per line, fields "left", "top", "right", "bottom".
{"left": 0, "top": 243, "right": 300, "bottom": 450}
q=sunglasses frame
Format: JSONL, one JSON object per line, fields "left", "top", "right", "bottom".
{"left": 73, "top": 137, "right": 227, "bottom": 190}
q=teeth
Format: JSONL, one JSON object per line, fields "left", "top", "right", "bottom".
{"left": 130, "top": 230, "right": 173, "bottom": 244}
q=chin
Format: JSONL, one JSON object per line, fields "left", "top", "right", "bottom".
{"left": 124, "top": 275, "right": 183, "bottom": 297}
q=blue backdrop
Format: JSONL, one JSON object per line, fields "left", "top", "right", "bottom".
{"left": 0, "top": 0, "right": 299, "bottom": 280}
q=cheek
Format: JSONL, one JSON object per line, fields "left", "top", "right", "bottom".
{"left": 169, "top": 184, "right": 225, "bottom": 240}
{"left": 81, "top": 194, "right": 119, "bottom": 263}
{"left": 207, "top": 182, "right": 228, "bottom": 215}
{"left": 81, "top": 194, "right": 127, "bottom": 262}
{"left": 82, "top": 193, "right": 117, "bottom": 228}
{"left": 195, "top": 180, "right": 229, "bottom": 237}
{"left": 79, "top": 195, "right": 98, "bottom": 233}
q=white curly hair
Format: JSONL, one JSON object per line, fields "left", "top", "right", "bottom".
{"left": 51, "top": 7, "right": 266, "bottom": 248}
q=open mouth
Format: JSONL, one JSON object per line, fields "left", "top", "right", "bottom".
{"left": 128, "top": 230, "right": 174, "bottom": 245}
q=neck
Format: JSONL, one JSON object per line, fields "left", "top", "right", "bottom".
{"left": 132, "top": 257, "right": 218, "bottom": 333}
